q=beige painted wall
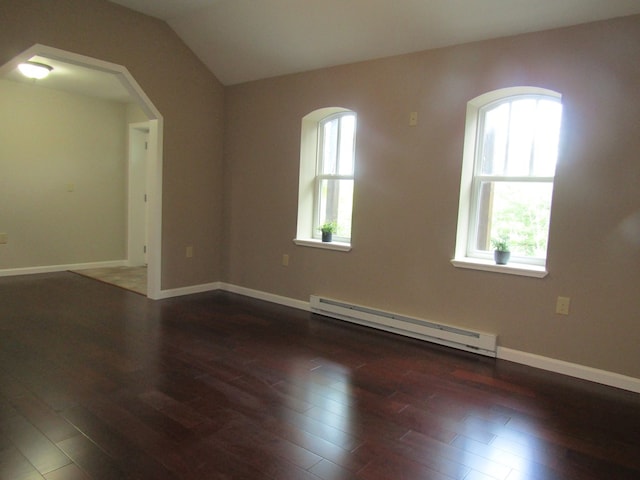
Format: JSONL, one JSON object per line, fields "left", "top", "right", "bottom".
{"left": 1, "top": 0, "right": 638, "bottom": 379}
{"left": 0, "top": 0, "right": 225, "bottom": 289}
{"left": 224, "top": 16, "right": 640, "bottom": 378}
{"left": 0, "top": 79, "right": 127, "bottom": 268}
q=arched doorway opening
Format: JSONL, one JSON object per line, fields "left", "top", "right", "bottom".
{"left": 0, "top": 44, "right": 163, "bottom": 299}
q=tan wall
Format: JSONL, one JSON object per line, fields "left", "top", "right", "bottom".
{"left": 0, "top": 0, "right": 225, "bottom": 289}
{"left": 0, "top": 79, "right": 127, "bottom": 268}
{"left": 1, "top": 0, "right": 638, "bottom": 379}
{"left": 224, "top": 16, "right": 640, "bottom": 378}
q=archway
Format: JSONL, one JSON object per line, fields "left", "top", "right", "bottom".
{"left": 0, "top": 44, "right": 163, "bottom": 299}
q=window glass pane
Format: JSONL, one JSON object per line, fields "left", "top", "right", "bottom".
{"left": 475, "top": 181, "right": 553, "bottom": 258}
{"left": 480, "top": 103, "right": 509, "bottom": 175}
{"left": 532, "top": 100, "right": 562, "bottom": 176}
{"left": 338, "top": 114, "right": 355, "bottom": 175}
{"left": 480, "top": 97, "right": 562, "bottom": 178}
{"left": 505, "top": 99, "right": 537, "bottom": 176}
{"left": 317, "top": 178, "right": 353, "bottom": 239}
{"left": 321, "top": 118, "right": 338, "bottom": 174}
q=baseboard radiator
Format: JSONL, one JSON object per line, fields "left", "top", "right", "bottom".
{"left": 310, "top": 295, "right": 497, "bottom": 357}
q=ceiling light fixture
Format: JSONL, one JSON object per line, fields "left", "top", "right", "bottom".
{"left": 18, "top": 61, "right": 53, "bottom": 79}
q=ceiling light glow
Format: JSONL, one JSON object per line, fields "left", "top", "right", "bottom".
{"left": 18, "top": 61, "right": 53, "bottom": 79}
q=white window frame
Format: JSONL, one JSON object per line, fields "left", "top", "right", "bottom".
{"left": 452, "top": 87, "right": 562, "bottom": 277}
{"left": 294, "top": 107, "right": 356, "bottom": 251}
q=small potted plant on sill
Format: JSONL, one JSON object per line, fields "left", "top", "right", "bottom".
{"left": 319, "top": 221, "right": 337, "bottom": 243}
{"left": 492, "top": 237, "right": 511, "bottom": 265}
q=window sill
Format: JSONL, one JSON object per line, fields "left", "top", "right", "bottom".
{"left": 451, "top": 257, "right": 548, "bottom": 278}
{"left": 293, "top": 238, "right": 352, "bottom": 252}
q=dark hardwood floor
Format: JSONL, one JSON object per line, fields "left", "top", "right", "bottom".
{"left": 0, "top": 272, "right": 638, "bottom": 480}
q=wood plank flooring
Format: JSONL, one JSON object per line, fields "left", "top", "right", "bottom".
{"left": 0, "top": 272, "right": 638, "bottom": 479}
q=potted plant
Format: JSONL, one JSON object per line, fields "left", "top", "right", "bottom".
{"left": 492, "top": 237, "right": 511, "bottom": 265}
{"left": 319, "top": 221, "right": 337, "bottom": 242}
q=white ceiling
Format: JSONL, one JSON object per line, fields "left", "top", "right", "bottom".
{"left": 109, "top": 0, "right": 640, "bottom": 85}
{"left": 3, "top": 1, "right": 639, "bottom": 100}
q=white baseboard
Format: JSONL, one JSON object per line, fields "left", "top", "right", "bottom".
{"left": 217, "top": 283, "right": 311, "bottom": 311}
{"left": 154, "top": 281, "right": 221, "bottom": 300}
{"left": 215, "top": 284, "right": 640, "bottom": 394}
{"left": 136, "top": 281, "right": 640, "bottom": 394}
{"left": 497, "top": 347, "right": 640, "bottom": 394}
{"left": 0, "top": 260, "right": 127, "bottom": 277}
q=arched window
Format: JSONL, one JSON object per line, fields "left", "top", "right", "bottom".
{"left": 295, "top": 108, "right": 356, "bottom": 249}
{"left": 454, "top": 87, "right": 562, "bottom": 275}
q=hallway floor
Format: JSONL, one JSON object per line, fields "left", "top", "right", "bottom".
{"left": 71, "top": 265, "right": 147, "bottom": 295}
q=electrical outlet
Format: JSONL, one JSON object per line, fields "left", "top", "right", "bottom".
{"left": 186, "top": 246, "right": 193, "bottom": 258}
{"left": 282, "top": 254, "right": 289, "bottom": 266}
{"left": 556, "top": 296, "right": 570, "bottom": 315}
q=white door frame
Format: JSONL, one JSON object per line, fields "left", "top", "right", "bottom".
{"left": 0, "top": 44, "right": 164, "bottom": 299}
{"left": 127, "top": 122, "right": 149, "bottom": 267}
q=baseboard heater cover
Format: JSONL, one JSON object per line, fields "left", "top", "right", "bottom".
{"left": 310, "top": 295, "right": 497, "bottom": 357}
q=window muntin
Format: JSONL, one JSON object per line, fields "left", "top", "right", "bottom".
{"left": 313, "top": 112, "right": 356, "bottom": 242}
{"left": 465, "top": 92, "right": 562, "bottom": 266}
{"left": 478, "top": 97, "right": 561, "bottom": 177}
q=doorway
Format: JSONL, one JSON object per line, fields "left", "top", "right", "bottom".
{"left": 128, "top": 122, "right": 150, "bottom": 267}
{"left": 0, "top": 45, "right": 163, "bottom": 298}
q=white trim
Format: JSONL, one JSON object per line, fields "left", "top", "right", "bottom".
{"left": 153, "top": 281, "right": 310, "bottom": 310}
{"left": 297, "top": 107, "right": 356, "bottom": 245}
{"left": 218, "top": 283, "right": 311, "bottom": 311}
{"left": 1, "top": 44, "right": 164, "bottom": 300}
{"left": 145, "top": 119, "right": 163, "bottom": 299}
{"left": 454, "top": 86, "right": 561, "bottom": 276}
{"left": 155, "top": 282, "right": 221, "bottom": 300}
{"left": 451, "top": 258, "right": 548, "bottom": 278}
{"left": 93, "top": 279, "right": 640, "bottom": 394}
{"left": 498, "top": 347, "right": 640, "bottom": 394}
{"left": 0, "top": 260, "right": 127, "bottom": 277}
{"left": 127, "top": 122, "right": 150, "bottom": 267}
{"left": 293, "top": 238, "right": 352, "bottom": 252}
{"left": 217, "top": 285, "right": 639, "bottom": 393}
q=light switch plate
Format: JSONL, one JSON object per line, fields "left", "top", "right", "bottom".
{"left": 556, "top": 296, "right": 570, "bottom": 315}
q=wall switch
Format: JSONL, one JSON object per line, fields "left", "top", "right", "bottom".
{"left": 0, "top": 233, "right": 7, "bottom": 244}
{"left": 282, "top": 254, "right": 289, "bottom": 266}
{"left": 186, "top": 246, "right": 193, "bottom": 258}
{"left": 67, "top": 183, "right": 75, "bottom": 192}
{"left": 556, "top": 296, "right": 570, "bottom": 315}
{"left": 409, "top": 111, "right": 418, "bottom": 126}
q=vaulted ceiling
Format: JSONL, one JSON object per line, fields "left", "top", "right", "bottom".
{"left": 109, "top": 0, "right": 640, "bottom": 85}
